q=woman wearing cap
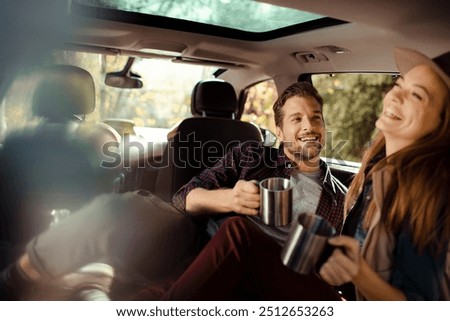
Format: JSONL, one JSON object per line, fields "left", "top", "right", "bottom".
{"left": 160, "top": 47, "right": 450, "bottom": 301}
{"left": 319, "top": 47, "right": 450, "bottom": 300}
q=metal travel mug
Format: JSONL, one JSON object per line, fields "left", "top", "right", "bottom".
{"left": 259, "top": 177, "right": 292, "bottom": 226}
{"left": 281, "top": 213, "right": 337, "bottom": 274}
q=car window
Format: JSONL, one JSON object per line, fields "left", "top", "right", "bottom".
{"left": 241, "top": 79, "right": 278, "bottom": 145}
{"left": 312, "top": 73, "right": 396, "bottom": 164}
{"left": 0, "top": 50, "right": 217, "bottom": 142}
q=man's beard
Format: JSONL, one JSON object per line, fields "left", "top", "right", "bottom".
{"left": 285, "top": 141, "right": 323, "bottom": 164}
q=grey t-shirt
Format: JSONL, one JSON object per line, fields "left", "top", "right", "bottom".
{"left": 290, "top": 169, "right": 322, "bottom": 217}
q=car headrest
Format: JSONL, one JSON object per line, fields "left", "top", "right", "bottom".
{"left": 32, "top": 65, "right": 95, "bottom": 121}
{"left": 190, "top": 79, "right": 238, "bottom": 118}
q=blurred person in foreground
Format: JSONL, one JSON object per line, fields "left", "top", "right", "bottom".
{"left": 0, "top": 81, "right": 347, "bottom": 300}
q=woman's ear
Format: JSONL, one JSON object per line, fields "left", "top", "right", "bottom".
{"left": 276, "top": 126, "right": 284, "bottom": 143}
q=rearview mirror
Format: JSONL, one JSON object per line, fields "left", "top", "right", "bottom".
{"left": 105, "top": 72, "right": 143, "bottom": 89}
{"left": 105, "top": 57, "right": 143, "bottom": 89}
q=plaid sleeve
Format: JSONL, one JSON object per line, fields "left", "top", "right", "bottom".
{"left": 171, "top": 176, "right": 202, "bottom": 212}
{"left": 171, "top": 145, "right": 240, "bottom": 211}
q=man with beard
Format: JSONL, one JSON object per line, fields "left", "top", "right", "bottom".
{"left": 140, "top": 81, "right": 347, "bottom": 300}
{"left": 171, "top": 81, "right": 346, "bottom": 243}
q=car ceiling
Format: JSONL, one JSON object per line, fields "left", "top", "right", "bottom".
{"left": 64, "top": 0, "right": 450, "bottom": 91}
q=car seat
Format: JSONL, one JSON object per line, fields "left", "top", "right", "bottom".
{"left": 190, "top": 78, "right": 239, "bottom": 119}
{"left": 0, "top": 64, "right": 120, "bottom": 266}
{"left": 154, "top": 79, "right": 263, "bottom": 203}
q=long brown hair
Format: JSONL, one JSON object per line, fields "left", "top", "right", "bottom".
{"left": 345, "top": 92, "right": 450, "bottom": 255}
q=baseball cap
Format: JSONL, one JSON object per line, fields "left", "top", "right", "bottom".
{"left": 394, "top": 47, "right": 450, "bottom": 89}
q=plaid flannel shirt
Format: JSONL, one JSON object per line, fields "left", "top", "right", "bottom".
{"left": 172, "top": 142, "right": 346, "bottom": 231}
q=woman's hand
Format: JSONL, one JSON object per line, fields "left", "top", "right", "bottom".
{"left": 318, "top": 235, "right": 360, "bottom": 286}
{"left": 319, "top": 235, "right": 407, "bottom": 300}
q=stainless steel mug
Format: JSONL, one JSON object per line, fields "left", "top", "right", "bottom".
{"left": 281, "top": 212, "right": 337, "bottom": 274}
{"left": 259, "top": 177, "right": 292, "bottom": 226}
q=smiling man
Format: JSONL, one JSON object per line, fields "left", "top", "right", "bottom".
{"left": 159, "top": 81, "right": 347, "bottom": 300}
{"left": 172, "top": 82, "right": 346, "bottom": 240}
{"left": 277, "top": 94, "right": 325, "bottom": 170}
{"left": 172, "top": 81, "right": 345, "bottom": 237}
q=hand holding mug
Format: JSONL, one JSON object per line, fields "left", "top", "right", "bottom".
{"left": 318, "top": 235, "right": 360, "bottom": 286}
{"left": 281, "top": 213, "right": 337, "bottom": 275}
{"left": 228, "top": 180, "right": 260, "bottom": 216}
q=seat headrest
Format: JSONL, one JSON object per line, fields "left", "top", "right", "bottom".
{"left": 32, "top": 65, "right": 95, "bottom": 121}
{"left": 190, "top": 79, "right": 238, "bottom": 118}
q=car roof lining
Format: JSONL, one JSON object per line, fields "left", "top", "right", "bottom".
{"left": 64, "top": 0, "right": 449, "bottom": 96}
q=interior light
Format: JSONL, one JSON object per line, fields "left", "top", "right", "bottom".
{"left": 139, "top": 48, "right": 183, "bottom": 57}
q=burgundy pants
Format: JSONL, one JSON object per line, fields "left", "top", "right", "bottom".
{"left": 163, "top": 216, "right": 341, "bottom": 300}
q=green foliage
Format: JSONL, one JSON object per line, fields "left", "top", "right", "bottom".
{"left": 241, "top": 80, "right": 278, "bottom": 134}
{"left": 314, "top": 74, "right": 395, "bottom": 161}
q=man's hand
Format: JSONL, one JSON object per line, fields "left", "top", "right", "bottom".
{"left": 185, "top": 180, "right": 260, "bottom": 216}
{"left": 226, "top": 180, "right": 260, "bottom": 216}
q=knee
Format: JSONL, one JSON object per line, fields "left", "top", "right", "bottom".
{"left": 221, "top": 216, "right": 251, "bottom": 232}
{"left": 219, "top": 216, "right": 255, "bottom": 246}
